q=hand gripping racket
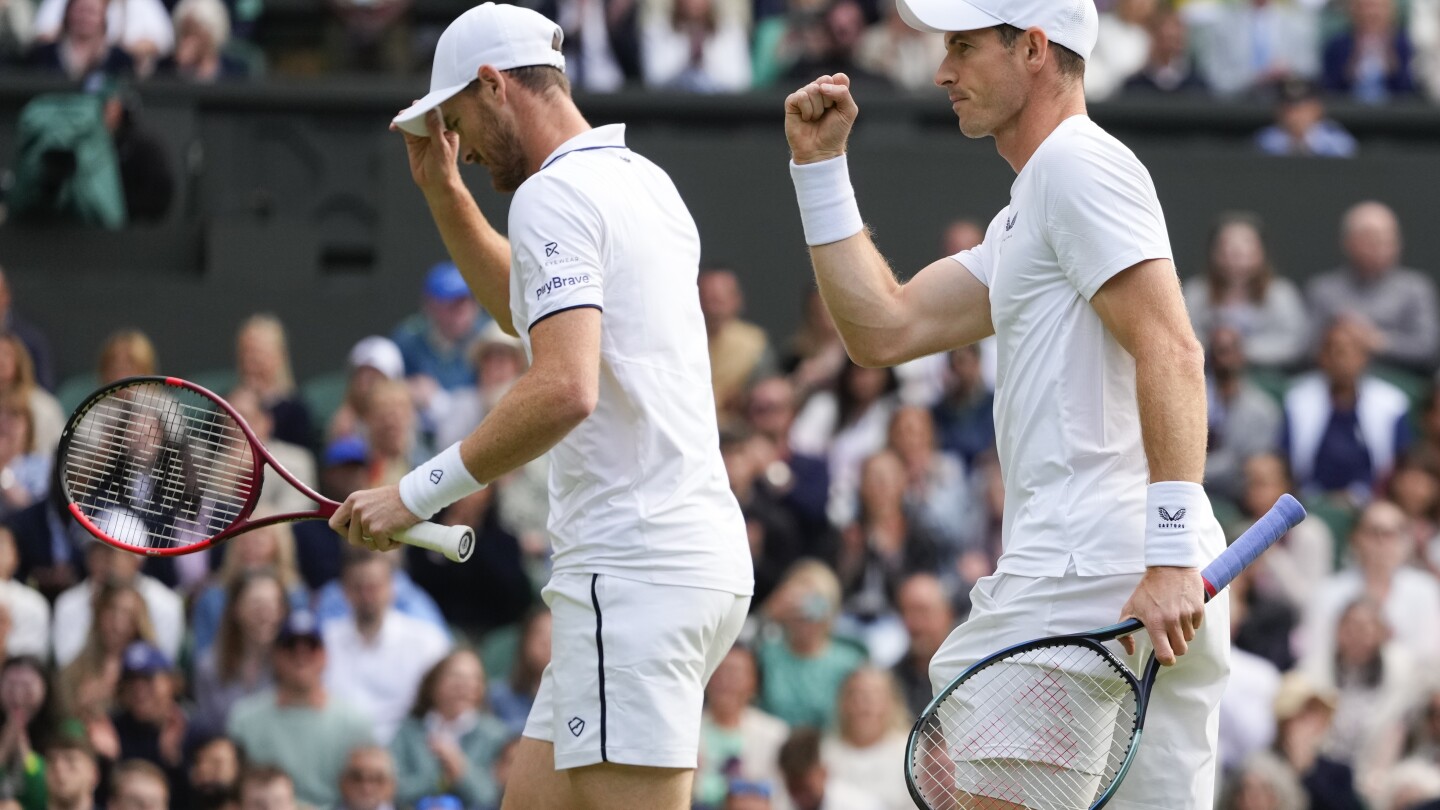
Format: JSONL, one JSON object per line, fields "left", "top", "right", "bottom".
{"left": 57, "top": 376, "right": 474, "bottom": 563}
{"left": 905, "top": 494, "right": 1306, "bottom": 810}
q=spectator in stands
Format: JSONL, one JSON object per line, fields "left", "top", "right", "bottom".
{"left": 723, "top": 781, "right": 775, "bottom": 810}
{"left": 0, "top": 656, "right": 53, "bottom": 809}
{"left": 778, "top": 727, "right": 876, "bottom": 810}
{"left": 836, "top": 451, "right": 939, "bottom": 641}
{"left": 1303, "top": 500, "right": 1440, "bottom": 668}
{"left": 192, "top": 571, "right": 287, "bottom": 736}
{"left": 1256, "top": 77, "right": 1359, "bottom": 157}
{"left": 390, "top": 650, "right": 510, "bottom": 809}
{"left": 227, "top": 609, "right": 374, "bottom": 808}
{"left": 1184, "top": 213, "right": 1311, "bottom": 370}
{"left": 1191, "top": 0, "right": 1320, "bottom": 98}
{"left": 782, "top": 289, "right": 847, "bottom": 404}
{"left": 700, "top": 269, "right": 777, "bottom": 419}
{"left": 532, "top": 0, "right": 640, "bottom": 92}
{"left": 723, "top": 425, "right": 803, "bottom": 607}
{"left": 97, "top": 329, "right": 157, "bottom": 383}
{"left": 1272, "top": 672, "right": 1366, "bottom": 810}
{"left": 53, "top": 539, "right": 182, "bottom": 667}
{"left": 423, "top": 322, "right": 526, "bottom": 451}
{"left": 0, "top": 270, "right": 54, "bottom": 394}
{"left": 0, "top": 531, "right": 46, "bottom": 661}
{"left": 1219, "top": 751, "right": 1307, "bottom": 810}
{"left": 228, "top": 387, "right": 316, "bottom": 517}
{"left": 407, "top": 489, "right": 532, "bottom": 639}
{"left": 855, "top": 0, "right": 945, "bottom": 91}
{"left": 106, "top": 642, "right": 188, "bottom": 783}
{"left": 1123, "top": 8, "right": 1208, "bottom": 95}
{"left": 696, "top": 646, "right": 788, "bottom": 809}
{"left": 744, "top": 377, "right": 832, "bottom": 554}
{"left": 1239, "top": 453, "right": 1335, "bottom": 613}
{"left": 752, "top": 0, "right": 824, "bottom": 88}
{"left": 96, "top": 79, "right": 176, "bottom": 225}
{"left": 42, "top": 725, "right": 100, "bottom": 810}
{"left": 359, "top": 379, "right": 421, "bottom": 487}
{"left": 1385, "top": 760, "right": 1440, "bottom": 810}
{"left": 1086, "top": 0, "right": 1155, "bottom": 100}
{"left": 1311, "top": 202, "right": 1440, "bottom": 373}
{"left": 1324, "top": 0, "right": 1417, "bottom": 101}
{"left": 0, "top": 336, "right": 60, "bottom": 455}
{"left": 191, "top": 521, "right": 306, "bottom": 656}
{"left": 1282, "top": 318, "right": 1412, "bottom": 500}
{"left": 1220, "top": 580, "right": 1283, "bottom": 773}
{"left": 822, "top": 668, "right": 910, "bottom": 810}
{"left": 57, "top": 586, "right": 156, "bottom": 743}
{"left": 182, "top": 734, "right": 242, "bottom": 809}
{"left": 792, "top": 360, "right": 899, "bottom": 527}
{"left": 293, "top": 437, "right": 365, "bottom": 592}
{"left": 757, "top": 560, "right": 866, "bottom": 729}
{"left": 236, "top": 315, "right": 314, "bottom": 451}
{"left": 888, "top": 406, "right": 979, "bottom": 560}
{"left": 108, "top": 759, "right": 168, "bottom": 810}
{"left": 784, "top": 0, "right": 887, "bottom": 88}
{"left": 486, "top": 608, "right": 549, "bottom": 736}
{"left": 238, "top": 766, "right": 299, "bottom": 810}
{"left": 1388, "top": 457, "right": 1440, "bottom": 566}
{"left": 313, "top": 541, "right": 447, "bottom": 634}
{"left": 322, "top": 551, "right": 450, "bottom": 743}
{"left": 1302, "top": 596, "right": 1425, "bottom": 802}
{"left": 0, "top": 390, "right": 51, "bottom": 525}
{"left": 641, "top": 0, "right": 751, "bottom": 91}
{"left": 892, "top": 573, "right": 953, "bottom": 716}
{"left": 329, "top": 336, "right": 404, "bottom": 443}
{"left": 33, "top": 0, "right": 171, "bottom": 71}
{"left": 155, "top": 0, "right": 247, "bottom": 81}
{"left": 1204, "top": 325, "right": 1284, "bottom": 504}
{"left": 323, "top": 0, "right": 412, "bottom": 74}
{"left": 26, "top": 0, "right": 134, "bottom": 79}
{"left": 332, "top": 746, "right": 397, "bottom": 810}
{"left": 391, "top": 263, "right": 485, "bottom": 397}
{"left": 0, "top": 0, "right": 35, "bottom": 64}
{"left": 930, "top": 345, "right": 995, "bottom": 467}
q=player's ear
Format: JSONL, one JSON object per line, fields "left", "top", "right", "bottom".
{"left": 477, "top": 65, "right": 506, "bottom": 101}
{"left": 1024, "top": 27, "right": 1048, "bottom": 74}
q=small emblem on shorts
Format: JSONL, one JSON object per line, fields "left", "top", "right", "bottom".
{"left": 429, "top": 469, "right": 444, "bottom": 485}
{"left": 568, "top": 717, "right": 585, "bottom": 736}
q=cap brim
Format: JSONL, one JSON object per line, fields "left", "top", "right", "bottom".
{"left": 895, "top": 0, "right": 1005, "bottom": 33}
{"left": 392, "top": 81, "right": 471, "bottom": 137}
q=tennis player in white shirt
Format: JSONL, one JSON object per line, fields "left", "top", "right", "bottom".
{"left": 784, "top": 0, "right": 1229, "bottom": 806}
{"left": 329, "top": 5, "right": 752, "bottom": 809}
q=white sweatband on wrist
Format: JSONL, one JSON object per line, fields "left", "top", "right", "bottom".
{"left": 790, "top": 155, "right": 864, "bottom": 246}
{"left": 1144, "top": 481, "right": 1212, "bottom": 569}
{"left": 398, "top": 442, "right": 485, "bottom": 520}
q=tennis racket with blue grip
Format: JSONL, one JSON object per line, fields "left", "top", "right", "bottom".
{"left": 905, "top": 494, "right": 1307, "bottom": 810}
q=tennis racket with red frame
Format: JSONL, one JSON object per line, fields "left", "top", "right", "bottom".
{"left": 58, "top": 376, "right": 474, "bottom": 563}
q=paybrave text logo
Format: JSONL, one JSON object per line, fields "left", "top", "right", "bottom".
{"left": 536, "top": 273, "right": 593, "bottom": 300}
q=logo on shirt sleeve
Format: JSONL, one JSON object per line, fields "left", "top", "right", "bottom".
{"left": 545, "top": 242, "right": 559, "bottom": 257}
{"left": 541, "top": 239, "right": 580, "bottom": 268}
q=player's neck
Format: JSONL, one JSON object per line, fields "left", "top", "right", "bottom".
{"left": 993, "top": 89, "right": 1087, "bottom": 174}
{"left": 517, "top": 96, "right": 592, "bottom": 180}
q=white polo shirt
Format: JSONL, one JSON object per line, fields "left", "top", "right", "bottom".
{"left": 954, "top": 115, "right": 1173, "bottom": 578}
{"left": 506, "top": 124, "right": 752, "bottom": 596}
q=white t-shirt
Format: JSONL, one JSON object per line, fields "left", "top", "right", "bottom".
{"left": 321, "top": 609, "right": 451, "bottom": 744}
{"left": 506, "top": 124, "right": 752, "bottom": 596}
{"left": 954, "top": 115, "right": 1173, "bottom": 578}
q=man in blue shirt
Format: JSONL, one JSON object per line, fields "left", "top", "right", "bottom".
{"left": 391, "top": 262, "right": 488, "bottom": 392}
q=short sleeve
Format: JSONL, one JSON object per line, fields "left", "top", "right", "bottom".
{"left": 950, "top": 210, "right": 1009, "bottom": 288}
{"left": 1045, "top": 137, "right": 1173, "bottom": 300}
{"left": 509, "top": 176, "right": 606, "bottom": 331}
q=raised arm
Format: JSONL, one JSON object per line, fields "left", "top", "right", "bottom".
{"left": 786, "top": 74, "right": 993, "bottom": 367}
{"left": 396, "top": 109, "right": 516, "bottom": 335}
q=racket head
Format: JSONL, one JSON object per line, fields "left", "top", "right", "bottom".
{"left": 58, "top": 376, "right": 266, "bottom": 556}
{"left": 906, "top": 635, "right": 1146, "bottom": 810}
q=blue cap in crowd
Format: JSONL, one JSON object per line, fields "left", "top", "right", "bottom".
{"left": 278, "top": 609, "right": 324, "bottom": 646}
{"left": 323, "top": 435, "right": 369, "bottom": 467}
{"left": 728, "top": 780, "right": 773, "bottom": 799}
{"left": 415, "top": 796, "right": 464, "bottom": 810}
{"left": 424, "top": 262, "right": 470, "bottom": 301}
{"left": 121, "top": 641, "right": 172, "bottom": 678}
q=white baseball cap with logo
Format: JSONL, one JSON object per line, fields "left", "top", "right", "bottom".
{"left": 393, "top": 2, "right": 566, "bottom": 137}
{"left": 895, "top": 0, "right": 1099, "bottom": 62}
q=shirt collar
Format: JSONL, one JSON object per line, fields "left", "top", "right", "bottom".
{"left": 539, "top": 124, "right": 628, "bottom": 171}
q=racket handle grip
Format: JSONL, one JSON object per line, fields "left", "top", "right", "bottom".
{"left": 1200, "top": 493, "right": 1306, "bottom": 596}
{"left": 396, "top": 522, "right": 475, "bottom": 564}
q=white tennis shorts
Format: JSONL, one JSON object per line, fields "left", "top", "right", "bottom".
{"left": 928, "top": 556, "right": 1230, "bottom": 810}
{"left": 522, "top": 573, "right": 750, "bottom": 770}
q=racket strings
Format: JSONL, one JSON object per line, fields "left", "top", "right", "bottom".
{"left": 63, "top": 382, "right": 257, "bottom": 550}
{"left": 911, "top": 644, "right": 1139, "bottom": 810}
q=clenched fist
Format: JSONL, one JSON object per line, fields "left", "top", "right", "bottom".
{"left": 784, "top": 73, "right": 860, "bottom": 165}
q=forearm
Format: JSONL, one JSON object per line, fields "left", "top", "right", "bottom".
{"left": 425, "top": 179, "right": 515, "bottom": 335}
{"left": 808, "top": 235, "right": 909, "bottom": 366}
{"left": 457, "top": 368, "right": 591, "bottom": 485}
{"left": 1135, "top": 337, "right": 1208, "bottom": 484}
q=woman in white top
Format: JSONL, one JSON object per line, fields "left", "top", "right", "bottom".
{"left": 640, "top": 0, "right": 751, "bottom": 92}
{"left": 1183, "top": 213, "right": 1311, "bottom": 371}
{"left": 790, "top": 360, "right": 900, "bottom": 527}
{"left": 821, "top": 667, "right": 913, "bottom": 810}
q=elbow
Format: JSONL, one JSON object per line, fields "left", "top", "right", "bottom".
{"left": 1150, "top": 334, "right": 1206, "bottom": 381}
{"left": 556, "top": 379, "right": 598, "bottom": 426}
{"left": 842, "top": 334, "right": 905, "bottom": 369}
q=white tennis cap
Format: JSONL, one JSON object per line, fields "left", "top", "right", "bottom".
{"left": 896, "top": 0, "right": 1099, "bottom": 62}
{"left": 393, "top": 2, "right": 566, "bottom": 137}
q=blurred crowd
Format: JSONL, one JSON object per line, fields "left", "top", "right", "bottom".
{"left": 4, "top": 197, "right": 1440, "bottom": 809}
{"left": 5, "top": 0, "right": 1440, "bottom": 110}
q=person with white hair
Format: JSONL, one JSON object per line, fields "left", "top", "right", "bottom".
{"left": 157, "top": 0, "right": 248, "bottom": 81}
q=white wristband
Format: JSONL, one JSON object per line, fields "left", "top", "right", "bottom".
{"left": 789, "top": 155, "right": 865, "bottom": 246}
{"left": 1144, "top": 481, "right": 1211, "bottom": 569}
{"left": 398, "top": 442, "right": 486, "bottom": 521}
